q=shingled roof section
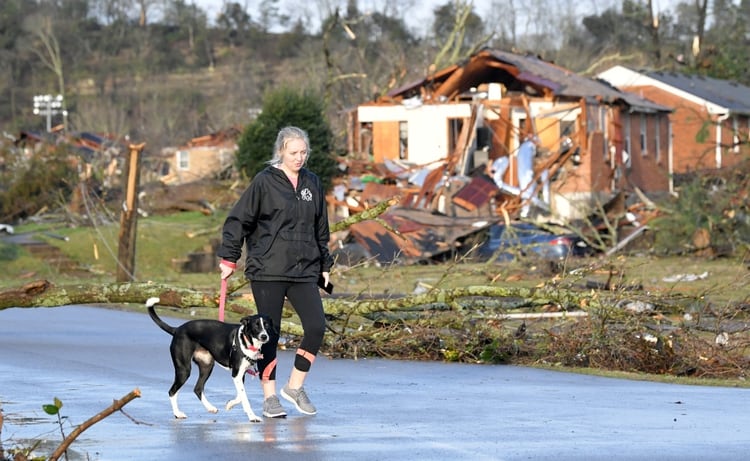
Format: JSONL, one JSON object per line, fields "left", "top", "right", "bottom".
{"left": 640, "top": 71, "right": 750, "bottom": 114}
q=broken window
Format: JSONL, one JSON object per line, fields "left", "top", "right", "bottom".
{"left": 399, "top": 121, "right": 408, "bottom": 160}
{"left": 623, "top": 113, "right": 632, "bottom": 169}
{"left": 448, "top": 118, "right": 465, "bottom": 155}
{"left": 599, "top": 107, "right": 608, "bottom": 161}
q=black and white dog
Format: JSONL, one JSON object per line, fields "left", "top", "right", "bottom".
{"left": 146, "top": 297, "right": 272, "bottom": 422}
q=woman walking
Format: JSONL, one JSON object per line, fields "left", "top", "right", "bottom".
{"left": 218, "top": 126, "right": 333, "bottom": 417}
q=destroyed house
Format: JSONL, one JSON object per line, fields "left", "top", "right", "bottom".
{"left": 348, "top": 48, "right": 673, "bottom": 220}
{"left": 13, "top": 130, "right": 124, "bottom": 177}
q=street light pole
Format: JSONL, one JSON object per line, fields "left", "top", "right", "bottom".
{"left": 33, "top": 94, "right": 67, "bottom": 132}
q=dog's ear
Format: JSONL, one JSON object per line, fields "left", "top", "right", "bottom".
{"left": 261, "top": 314, "right": 274, "bottom": 333}
{"left": 239, "top": 315, "right": 254, "bottom": 328}
{"left": 241, "top": 315, "right": 268, "bottom": 332}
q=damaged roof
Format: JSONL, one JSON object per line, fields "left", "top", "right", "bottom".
{"left": 386, "top": 48, "right": 670, "bottom": 113}
{"left": 347, "top": 208, "right": 494, "bottom": 264}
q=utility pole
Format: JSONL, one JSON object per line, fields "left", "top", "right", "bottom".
{"left": 116, "top": 143, "right": 146, "bottom": 282}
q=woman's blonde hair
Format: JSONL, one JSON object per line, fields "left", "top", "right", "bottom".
{"left": 268, "top": 126, "right": 310, "bottom": 166}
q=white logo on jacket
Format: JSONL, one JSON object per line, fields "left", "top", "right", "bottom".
{"left": 300, "top": 188, "right": 313, "bottom": 201}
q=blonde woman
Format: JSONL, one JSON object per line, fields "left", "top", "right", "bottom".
{"left": 218, "top": 126, "right": 333, "bottom": 418}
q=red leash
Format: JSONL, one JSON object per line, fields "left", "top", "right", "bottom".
{"left": 218, "top": 277, "right": 227, "bottom": 322}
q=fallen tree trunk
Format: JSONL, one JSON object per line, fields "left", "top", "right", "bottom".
{"left": 324, "top": 284, "right": 599, "bottom": 315}
{"left": 0, "top": 280, "right": 599, "bottom": 313}
{"left": 0, "top": 262, "right": 606, "bottom": 358}
{"left": 3, "top": 280, "right": 744, "bottom": 380}
{"left": 0, "top": 279, "right": 599, "bottom": 352}
{"left": 0, "top": 279, "right": 223, "bottom": 310}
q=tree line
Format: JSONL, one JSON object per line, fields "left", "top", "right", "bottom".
{"left": 0, "top": 0, "right": 748, "bottom": 152}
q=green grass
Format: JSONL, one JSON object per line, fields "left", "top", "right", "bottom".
{"left": 0, "top": 244, "right": 45, "bottom": 281}
{"left": 1, "top": 211, "right": 225, "bottom": 289}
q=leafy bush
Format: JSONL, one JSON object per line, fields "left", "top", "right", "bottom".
{"left": 235, "top": 87, "right": 339, "bottom": 192}
{"left": 0, "top": 145, "right": 79, "bottom": 222}
{"left": 651, "top": 162, "right": 750, "bottom": 256}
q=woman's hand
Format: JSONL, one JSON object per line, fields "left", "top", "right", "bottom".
{"left": 219, "top": 260, "right": 236, "bottom": 279}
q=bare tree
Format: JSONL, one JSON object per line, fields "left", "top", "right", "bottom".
{"left": 487, "top": 0, "right": 519, "bottom": 47}
{"left": 431, "top": 0, "right": 492, "bottom": 70}
{"left": 24, "top": 14, "right": 68, "bottom": 131}
{"left": 92, "top": 0, "right": 135, "bottom": 24}
{"left": 136, "top": 0, "right": 164, "bottom": 26}
{"left": 647, "top": 0, "right": 663, "bottom": 64}
{"left": 693, "top": 0, "right": 709, "bottom": 60}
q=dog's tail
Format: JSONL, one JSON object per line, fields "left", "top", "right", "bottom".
{"left": 146, "top": 297, "right": 177, "bottom": 336}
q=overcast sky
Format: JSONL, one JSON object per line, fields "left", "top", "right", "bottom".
{"left": 190, "top": 0, "right": 478, "bottom": 35}
{"left": 189, "top": 0, "right": 685, "bottom": 35}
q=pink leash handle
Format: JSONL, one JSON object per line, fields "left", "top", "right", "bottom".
{"left": 218, "top": 277, "right": 227, "bottom": 322}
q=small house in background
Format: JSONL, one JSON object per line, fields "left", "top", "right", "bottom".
{"left": 347, "top": 48, "right": 673, "bottom": 220}
{"left": 157, "top": 128, "right": 239, "bottom": 185}
{"left": 597, "top": 65, "right": 750, "bottom": 177}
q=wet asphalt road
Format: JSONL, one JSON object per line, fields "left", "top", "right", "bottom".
{"left": 1, "top": 305, "right": 749, "bottom": 461}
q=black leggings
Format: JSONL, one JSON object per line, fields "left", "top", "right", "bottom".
{"left": 250, "top": 280, "right": 326, "bottom": 381}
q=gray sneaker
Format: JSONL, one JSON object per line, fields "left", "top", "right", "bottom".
{"left": 262, "top": 395, "right": 287, "bottom": 418}
{"left": 281, "top": 385, "right": 317, "bottom": 415}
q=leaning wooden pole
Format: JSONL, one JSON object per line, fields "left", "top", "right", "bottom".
{"left": 116, "top": 143, "right": 145, "bottom": 282}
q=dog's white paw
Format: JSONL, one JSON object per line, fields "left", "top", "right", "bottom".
{"left": 200, "top": 395, "right": 219, "bottom": 414}
{"left": 248, "top": 414, "right": 261, "bottom": 423}
{"left": 226, "top": 398, "right": 240, "bottom": 411}
{"left": 170, "top": 396, "right": 187, "bottom": 419}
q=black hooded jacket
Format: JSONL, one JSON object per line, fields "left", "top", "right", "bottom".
{"left": 217, "top": 165, "right": 333, "bottom": 282}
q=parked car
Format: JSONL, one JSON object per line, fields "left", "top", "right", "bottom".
{"left": 473, "top": 222, "right": 591, "bottom": 262}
